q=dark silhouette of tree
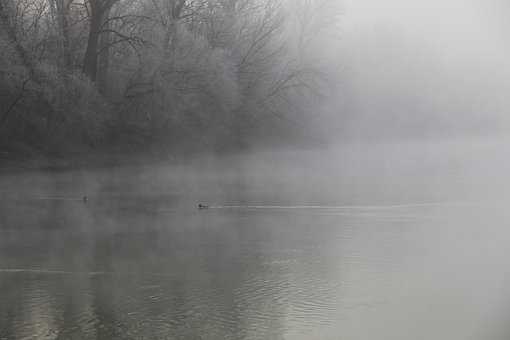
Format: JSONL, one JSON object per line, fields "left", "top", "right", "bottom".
{"left": 83, "top": 0, "right": 121, "bottom": 81}
{"left": 0, "top": 0, "right": 340, "bottom": 153}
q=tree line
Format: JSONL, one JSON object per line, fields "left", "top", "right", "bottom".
{"left": 0, "top": 0, "right": 340, "bottom": 155}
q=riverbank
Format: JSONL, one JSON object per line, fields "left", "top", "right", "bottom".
{"left": 0, "top": 144, "right": 180, "bottom": 174}
{"left": 0, "top": 133, "right": 323, "bottom": 174}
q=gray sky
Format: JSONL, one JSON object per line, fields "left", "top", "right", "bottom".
{"left": 325, "top": 0, "right": 510, "bottom": 141}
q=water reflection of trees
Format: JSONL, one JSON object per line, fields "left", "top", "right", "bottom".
{"left": 0, "top": 192, "right": 293, "bottom": 339}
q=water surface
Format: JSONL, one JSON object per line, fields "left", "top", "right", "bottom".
{"left": 1, "top": 143, "right": 510, "bottom": 339}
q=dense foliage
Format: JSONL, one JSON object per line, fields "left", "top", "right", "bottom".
{"left": 0, "top": 0, "right": 340, "bottom": 155}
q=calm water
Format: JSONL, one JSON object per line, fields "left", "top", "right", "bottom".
{"left": 1, "top": 144, "right": 510, "bottom": 339}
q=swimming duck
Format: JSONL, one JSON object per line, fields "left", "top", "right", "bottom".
{"left": 198, "top": 204, "right": 209, "bottom": 209}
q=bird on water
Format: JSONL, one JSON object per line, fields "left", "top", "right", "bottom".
{"left": 198, "top": 204, "right": 209, "bottom": 209}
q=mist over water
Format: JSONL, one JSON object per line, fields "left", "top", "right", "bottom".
{"left": 2, "top": 0, "right": 510, "bottom": 339}
{"left": 2, "top": 139, "right": 510, "bottom": 339}
{"left": 317, "top": 0, "right": 510, "bottom": 141}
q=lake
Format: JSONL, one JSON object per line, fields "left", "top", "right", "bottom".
{"left": 1, "top": 141, "right": 510, "bottom": 339}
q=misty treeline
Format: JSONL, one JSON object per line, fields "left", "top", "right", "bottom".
{"left": 0, "top": 0, "right": 340, "bottom": 154}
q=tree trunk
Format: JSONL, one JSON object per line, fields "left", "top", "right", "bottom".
{"left": 97, "top": 13, "right": 111, "bottom": 95}
{"left": 82, "top": 0, "right": 103, "bottom": 81}
{"left": 50, "top": 0, "right": 72, "bottom": 69}
{"left": 58, "top": 0, "right": 72, "bottom": 69}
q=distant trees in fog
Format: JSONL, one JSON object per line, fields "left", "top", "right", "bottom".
{"left": 0, "top": 0, "right": 340, "bottom": 153}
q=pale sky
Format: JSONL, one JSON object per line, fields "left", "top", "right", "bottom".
{"left": 326, "top": 0, "right": 510, "bottom": 140}
{"left": 342, "top": 0, "right": 507, "bottom": 62}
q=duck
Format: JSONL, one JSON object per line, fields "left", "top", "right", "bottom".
{"left": 198, "top": 203, "right": 209, "bottom": 209}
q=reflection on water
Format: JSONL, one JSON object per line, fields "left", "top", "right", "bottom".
{"left": 1, "top": 145, "right": 510, "bottom": 339}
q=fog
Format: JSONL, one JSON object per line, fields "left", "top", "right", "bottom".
{"left": 2, "top": 1, "right": 510, "bottom": 339}
{"left": 317, "top": 0, "right": 510, "bottom": 141}
{"left": 2, "top": 143, "right": 510, "bottom": 339}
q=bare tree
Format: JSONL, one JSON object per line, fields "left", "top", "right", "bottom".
{"left": 0, "top": 1, "right": 36, "bottom": 78}
{"left": 82, "top": 0, "right": 120, "bottom": 81}
{"left": 47, "top": 0, "right": 77, "bottom": 70}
